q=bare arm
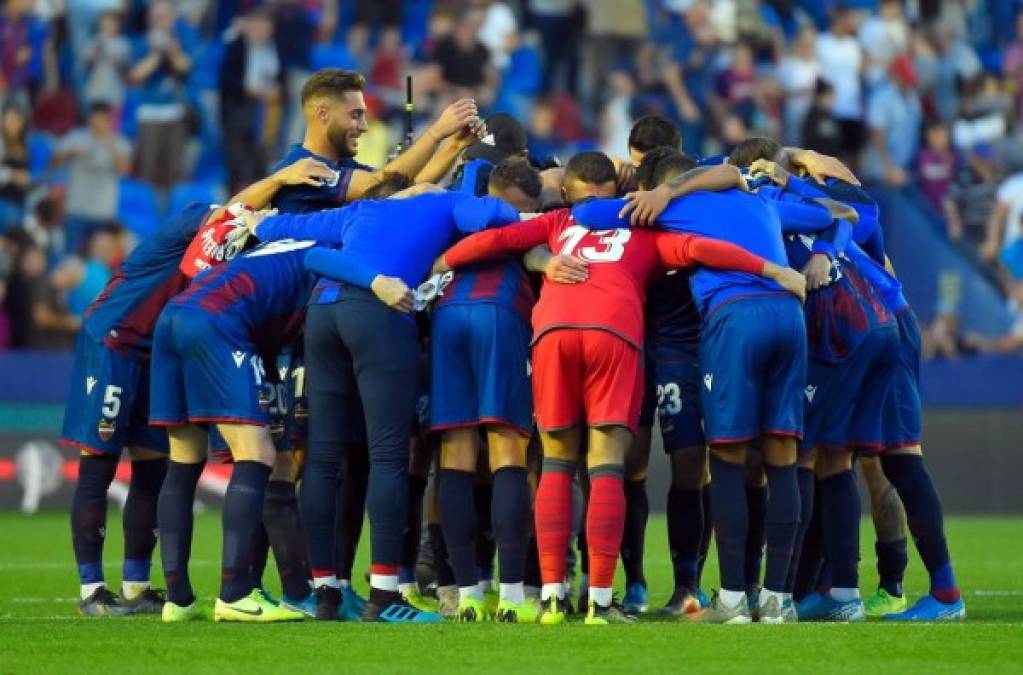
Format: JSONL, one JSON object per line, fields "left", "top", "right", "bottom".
{"left": 619, "top": 164, "right": 747, "bottom": 226}
{"left": 227, "top": 157, "right": 337, "bottom": 211}
{"left": 981, "top": 200, "right": 1009, "bottom": 262}
{"left": 348, "top": 99, "right": 479, "bottom": 200}
{"left": 415, "top": 122, "right": 483, "bottom": 184}
{"left": 523, "top": 244, "right": 589, "bottom": 283}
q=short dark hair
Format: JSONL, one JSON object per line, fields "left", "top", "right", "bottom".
{"left": 727, "top": 136, "right": 784, "bottom": 168}
{"left": 652, "top": 153, "right": 697, "bottom": 187}
{"left": 363, "top": 172, "right": 414, "bottom": 199}
{"left": 635, "top": 146, "right": 682, "bottom": 190}
{"left": 563, "top": 151, "right": 616, "bottom": 187}
{"left": 628, "top": 115, "right": 682, "bottom": 154}
{"left": 489, "top": 156, "right": 542, "bottom": 199}
{"left": 301, "top": 68, "right": 365, "bottom": 107}
{"left": 88, "top": 101, "right": 114, "bottom": 116}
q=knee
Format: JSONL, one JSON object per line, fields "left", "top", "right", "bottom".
{"left": 814, "top": 450, "right": 853, "bottom": 479}
{"left": 670, "top": 445, "right": 706, "bottom": 489}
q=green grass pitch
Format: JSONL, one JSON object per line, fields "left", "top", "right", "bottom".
{"left": 0, "top": 513, "right": 1020, "bottom": 674}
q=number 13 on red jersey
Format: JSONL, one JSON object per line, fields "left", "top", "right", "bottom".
{"left": 558, "top": 225, "right": 632, "bottom": 263}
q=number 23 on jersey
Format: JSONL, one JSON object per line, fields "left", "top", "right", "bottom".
{"left": 558, "top": 225, "right": 632, "bottom": 263}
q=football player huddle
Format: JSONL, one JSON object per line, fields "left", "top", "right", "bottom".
{"left": 61, "top": 69, "right": 964, "bottom": 627}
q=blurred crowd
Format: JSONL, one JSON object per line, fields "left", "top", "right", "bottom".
{"left": 1, "top": 0, "right": 1022, "bottom": 354}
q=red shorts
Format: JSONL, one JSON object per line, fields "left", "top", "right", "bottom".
{"left": 531, "top": 328, "right": 644, "bottom": 432}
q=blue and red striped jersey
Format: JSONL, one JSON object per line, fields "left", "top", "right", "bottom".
{"left": 269, "top": 144, "right": 371, "bottom": 215}
{"left": 83, "top": 203, "right": 213, "bottom": 355}
{"left": 167, "top": 239, "right": 315, "bottom": 355}
{"left": 434, "top": 259, "right": 536, "bottom": 320}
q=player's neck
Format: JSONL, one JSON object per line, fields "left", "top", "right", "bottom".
{"left": 302, "top": 133, "right": 339, "bottom": 164}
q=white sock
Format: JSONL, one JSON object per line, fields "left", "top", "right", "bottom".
{"left": 370, "top": 573, "right": 399, "bottom": 592}
{"left": 479, "top": 578, "right": 494, "bottom": 593}
{"left": 459, "top": 584, "right": 483, "bottom": 602}
{"left": 121, "top": 581, "right": 150, "bottom": 600}
{"left": 313, "top": 575, "right": 339, "bottom": 590}
{"left": 719, "top": 589, "right": 746, "bottom": 608}
{"left": 338, "top": 578, "right": 351, "bottom": 589}
{"left": 759, "top": 588, "right": 785, "bottom": 607}
{"left": 80, "top": 582, "right": 105, "bottom": 601}
{"left": 589, "top": 587, "right": 612, "bottom": 608}
{"left": 829, "top": 587, "right": 860, "bottom": 602}
{"left": 541, "top": 582, "right": 563, "bottom": 601}
{"left": 398, "top": 582, "right": 417, "bottom": 596}
{"left": 524, "top": 585, "right": 541, "bottom": 600}
{"left": 500, "top": 582, "right": 525, "bottom": 605}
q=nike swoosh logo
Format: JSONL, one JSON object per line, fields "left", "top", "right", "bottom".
{"left": 230, "top": 605, "right": 263, "bottom": 616}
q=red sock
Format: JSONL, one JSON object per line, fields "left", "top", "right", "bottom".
{"left": 586, "top": 467, "right": 626, "bottom": 591}
{"left": 535, "top": 460, "right": 574, "bottom": 586}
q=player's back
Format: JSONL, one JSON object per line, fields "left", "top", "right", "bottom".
{"left": 169, "top": 239, "right": 315, "bottom": 352}
{"left": 83, "top": 202, "right": 212, "bottom": 353}
{"left": 533, "top": 211, "right": 663, "bottom": 348}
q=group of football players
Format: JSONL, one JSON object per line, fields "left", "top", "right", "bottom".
{"left": 61, "top": 67, "right": 966, "bottom": 626}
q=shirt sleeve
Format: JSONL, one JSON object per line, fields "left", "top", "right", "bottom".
{"left": 772, "top": 198, "right": 834, "bottom": 234}
{"left": 570, "top": 198, "right": 632, "bottom": 231}
{"left": 811, "top": 219, "right": 853, "bottom": 259}
{"left": 444, "top": 211, "right": 558, "bottom": 268}
{"left": 654, "top": 232, "right": 766, "bottom": 275}
{"left": 303, "top": 246, "right": 381, "bottom": 289}
{"left": 256, "top": 207, "right": 353, "bottom": 245}
{"left": 452, "top": 194, "right": 521, "bottom": 233}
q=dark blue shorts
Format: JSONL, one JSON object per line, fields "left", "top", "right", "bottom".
{"left": 429, "top": 303, "right": 533, "bottom": 436}
{"left": 150, "top": 305, "right": 270, "bottom": 428}
{"left": 61, "top": 332, "right": 168, "bottom": 456}
{"left": 699, "top": 295, "right": 806, "bottom": 444}
{"left": 802, "top": 324, "right": 899, "bottom": 453}
{"left": 652, "top": 339, "right": 705, "bottom": 451}
{"left": 882, "top": 309, "right": 922, "bottom": 450}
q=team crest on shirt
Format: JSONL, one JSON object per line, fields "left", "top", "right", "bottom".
{"left": 97, "top": 419, "right": 116, "bottom": 442}
{"left": 703, "top": 374, "right": 714, "bottom": 392}
{"left": 804, "top": 385, "right": 817, "bottom": 403}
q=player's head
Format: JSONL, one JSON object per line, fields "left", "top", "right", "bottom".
{"left": 628, "top": 115, "right": 682, "bottom": 167}
{"left": 562, "top": 151, "right": 617, "bottom": 203}
{"left": 650, "top": 153, "right": 697, "bottom": 189}
{"left": 487, "top": 156, "right": 542, "bottom": 212}
{"left": 635, "top": 146, "right": 685, "bottom": 190}
{"left": 301, "top": 68, "right": 369, "bottom": 159}
{"left": 727, "top": 136, "right": 786, "bottom": 169}
{"left": 363, "top": 172, "right": 414, "bottom": 199}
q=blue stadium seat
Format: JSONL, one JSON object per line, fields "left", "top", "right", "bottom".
{"left": 117, "top": 178, "right": 161, "bottom": 237}
{"left": 190, "top": 39, "right": 226, "bottom": 92}
{"left": 168, "top": 181, "right": 224, "bottom": 215}
{"left": 311, "top": 43, "right": 358, "bottom": 71}
{"left": 402, "top": 0, "right": 433, "bottom": 47}
{"left": 27, "top": 132, "right": 54, "bottom": 180}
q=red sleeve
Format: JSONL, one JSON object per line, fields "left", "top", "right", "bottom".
{"left": 654, "top": 232, "right": 766, "bottom": 275}
{"left": 443, "top": 210, "right": 562, "bottom": 268}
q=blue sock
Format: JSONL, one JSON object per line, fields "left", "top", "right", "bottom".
{"left": 398, "top": 566, "right": 416, "bottom": 584}
{"left": 708, "top": 455, "right": 748, "bottom": 592}
{"left": 622, "top": 478, "right": 649, "bottom": 586}
{"left": 880, "top": 454, "right": 959, "bottom": 602}
{"left": 439, "top": 469, "right": 478, "bottom": 589}
{"left": 122, "top": 458, "right": 167, "bottom": 583}
{"left": 71, "top": 454, "right": 118, "bottom": 586}
{"left": 263, "top": 480, "right": 311, "bottom": 600}
{"left": 785, "top": 468, "right": 815, "bottom": 594}
{"left": 220, "top": 461, "right": 271, "bottom": 603}
{"left": 819, "top": 469, "right": 860, "bottom": 591}
{"left": 875, "top": 538, "right": 907, "bottom": 598}
{"left": 158, "top": 460, "right": 205, "bottom": 606}
{"left": 763, "top": 464, "right": 799, "bottom": 593}
{"left": 474, "top": 482, "right": 495, "bottom": 581}
{"left": 492, "top": 467, "right": 530, "bottom": 585}
{"left": 744, "top": 483, "right": 767, "bottom": 589}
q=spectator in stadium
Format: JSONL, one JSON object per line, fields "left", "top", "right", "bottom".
{"left": 348, "top": 0, "right": 400, "bottom": 65}
{"left": 7, "top": 240, "right": 78, "bottom": 350}
{"left": 430, "top": 7, "right": 498, "bottom": 107}
{"left": 777, "top": 24, "right": 819, "bottom": 146}
{"left": 944, "top": 144, "right": 1000, "bottom": 251}
{"left": 51, "top": 102, "right": 131, "bottom": 255}
{"left": 584, "top": 0, "right": 648, "bottom": 113}
{"left": 863, "top": 53, "right": 922, "bottom": 187}
{"left": 0, "top": 0, "right": 52, "bottom": 100}
{"left": 918, "top": 119, "right": 956, "bottom": 213}
{"left": 982, "top": 168, "right": 1023, "bottom": 266}
{"left": 475, "top": 0, "right": 518, "bottom": 71}
{"left": 815, "top": 6, "right": 865, "bottom": 159}
{"left": 219, "top": 7, "right": 284, "bottom": 194}
{"left": 60, "top": 225, "right": 122, "bottom": 317}
{"left": 0, "top": 99, "right": 32, "bottom": 230}
{"left": 82, "top": 10, "right": 132, "bottom": 108}
{"left": 127, "top": 0, "right": 192, "bottom": 191}
{"left": 858, "top": 0, "right": 910, "bottom": 86}
{"left": 529, "top": 0, "right": 580, "bottom": 96}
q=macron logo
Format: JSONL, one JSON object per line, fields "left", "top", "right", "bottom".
{"left": 232, "top": 351, "right": 246, "bottom": 368}
{"left": 805, "top": 385, "right": 817, "bottom": 403}
{"left": 703, "top": 374, "right": 713, "bottom": 392}
{"left": 86, "top": 377, "right": 97, "bottom": 394}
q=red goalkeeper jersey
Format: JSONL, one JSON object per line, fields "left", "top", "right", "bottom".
{"left": 442, "top": 208, "right": 768, "bottom": 349}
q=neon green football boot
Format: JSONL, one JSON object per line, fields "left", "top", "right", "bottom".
{"left": 495, "top": 598, "right": 540, "bottom": 624}
{"left": 456, "top": 596, "right": 489, "bottom": 622}
{"left": 214, "top": 589, "right": 305, "bottom": 623}
{"left": 161, "top": 599, "right": 203, "bottom": 622}
{"left": 539, "top": 596, "right": 566, "bottom": 625}
{"left": 864, "top": 588, "right": 908, "bottom": 618}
